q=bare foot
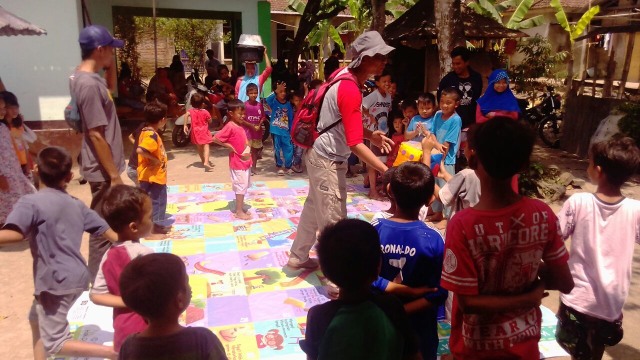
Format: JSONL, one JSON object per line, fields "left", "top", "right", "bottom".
{"left": 234, "top": 211, "right": 252, "bottom": 220}
{"left": 368, "top": 191, "right": 385, "bottom": 201}
{"left": 204, "top": 164, "right": 214, "bottom": 172}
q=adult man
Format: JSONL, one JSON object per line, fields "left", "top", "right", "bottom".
{"left": 287, "top": 31, "right": 394, "bottom": 271}
{"left": 235, "top": 48, "right": 272, "bottom": 102}
{"left": 71, "top": 25, "right": 126, "bottom": 281}
{"left": 204, "top": 49, "right": 221, "bottom": 80}
{"left": 437, "top": 46, "right": 483, "bottom": 129}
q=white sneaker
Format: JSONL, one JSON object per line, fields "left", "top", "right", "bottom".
{"left": 277, "top": 169, "right": 285, "bottom": 176}
{"left": 286, "top": 168, "right": 294, "bottom": 175}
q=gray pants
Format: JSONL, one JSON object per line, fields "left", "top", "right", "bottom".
{"left": 289, "top": 149, "right": 348, "bottom": 263}
{"left": 88, "top": 181, "right": 112, "bottom": 283}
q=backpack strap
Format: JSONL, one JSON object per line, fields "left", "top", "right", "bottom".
{"left": 317, "top": 73, "right": 359, "bottom": 135}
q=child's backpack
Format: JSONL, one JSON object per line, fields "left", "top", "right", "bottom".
{"left": 64, "top": 97, "right": 83, "bottom": 133}
{"left": 290, "top": 72, "right": 358, "bottom": 149}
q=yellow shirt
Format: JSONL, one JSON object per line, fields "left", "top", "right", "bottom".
{"left": 137, "top": 128, "right": 167, "bottom": 184}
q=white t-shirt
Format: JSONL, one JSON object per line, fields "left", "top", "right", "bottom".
{"left": 370, "top": 206, "right": 429, "bottom": 224}
{"left": 558, "top": 193, "right": 640, "bottom": 321}
{"left": 439, "top": 168, "right": 481, "bottom": 219}
{"left": 362, "top": 89, "right": 392, "bottom": 133}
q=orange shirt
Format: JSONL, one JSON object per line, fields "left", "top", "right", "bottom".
{"left": 10, "top": 127, "right": 27, "bottom": 165}
{"left": 137, "top": 128, "right": 167, "bottom": 184}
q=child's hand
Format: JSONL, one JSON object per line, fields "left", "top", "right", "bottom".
{"left": 254, "top": 125, "right": 261, "bottom": 132}
{"left": 150, "top": 158, "right": 161, "bottom": 166}
{"left": 409, "top": 286, "right": 438, "bottom": 298}
{"left": 528, "top": 280, "right": 549, "bottom": 307}
{"left": 402, "top": 118, "right": 409, "bottom": 126}
{"left": 487, "top": 111, "right": 496, "bottom": 119}
{"left": 421, "top": 136, "right": 437, "bottom": 152}
{"left": 437, "top": 158, "right": 448, "bottom": 178}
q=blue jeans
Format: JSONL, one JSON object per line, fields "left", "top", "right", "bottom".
{"left": 273, "top": 134, "right": 293, "bottom": 168}
{"left": 139, "top": 181, "right": 169, "bottom": 226}
{"left": 292, "top": 145, "right": 304, "bottom": 166}
{"left": 126, "top": 166, "right": 138, "bottom": 186}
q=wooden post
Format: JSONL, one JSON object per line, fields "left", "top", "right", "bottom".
{"left": 603, "top": 49, "right": 615, "bottom": 97}
{"left": 618, "top": 33, "right": 635, "bottom": 99}
{"left": 591, "top": 49, "right": 598, "bottom": 97}
{"left": 578, "top": 42, "right": 590, "bottom": 96}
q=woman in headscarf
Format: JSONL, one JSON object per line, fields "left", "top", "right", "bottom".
{"left": 476, "top": 69, "right": 520, "bottom": 123}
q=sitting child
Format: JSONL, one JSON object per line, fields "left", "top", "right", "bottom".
{"left": 0, "top": 146, "right": 117, "bottom": 360}
{"left": 300, "top": 218, "right": 419, "bottom": 360}
{"left": 372, "top": 162, "right": 448, "bottom": 360}
{"left": 90, "top": 185, "right": 154, "bottom": 351}
{"left": 118, "top": 253, "right": 228, "bottom": 359}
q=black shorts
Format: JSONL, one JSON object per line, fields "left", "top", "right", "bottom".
{"left": 555, "top": 302, "right": 623, "bottom": 360}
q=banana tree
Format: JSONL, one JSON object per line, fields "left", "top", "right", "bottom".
{"left": 385, "top": 0, "right": 418, "bottom": 19}
{"left": 338, "top": 0, "right": 372, "bottom": 38}
{"left": 550, "top": 0, "right": 600, "bottom": 93}
{"left": 307, "top": 20, "right": 346, "bottom": 79}
{"left": 467, "top": 0, "right": 546, "bottom": 30}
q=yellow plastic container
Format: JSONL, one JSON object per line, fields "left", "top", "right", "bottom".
{"left": 393, "top": 141, "right": 423, "bottom": 167}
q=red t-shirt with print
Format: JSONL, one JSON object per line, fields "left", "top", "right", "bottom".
{"left": 441, "top": 197, "right": 569, "bottom": 359}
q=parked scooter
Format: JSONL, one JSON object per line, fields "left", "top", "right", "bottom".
{"left": 518, "top": 86, "right": 563, "bottom": 148}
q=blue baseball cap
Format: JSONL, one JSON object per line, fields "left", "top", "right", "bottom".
{"left": 79, "top": 25, "right": 124, "bottom": 51}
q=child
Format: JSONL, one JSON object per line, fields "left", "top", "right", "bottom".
{"left": 3, "top": 91, "right": 37, "bottom": 181}
{"left": 421, "top": 125, "right": 480, "bottom": 220}
{"left": 555, "top": 136, "right": 640, "bottom": 360}
{"left": 0, "top": 146, "right": 117, "bottom": 360}
{"left": 126, "top": 121, "right": 147, "bottom": 185}
{"left": 186, "top": 92, "right": 214, "bottom": 171}
{"left": 137, "top": 100, "right": 171, "bottom": 236}
{"left": 300, "top": 219, "right": 420, "bottom": 360}
{"left": 241, "top": 83, "right": 266, "bottom": 175}
{"left": 400, "top": 99, "right": 417, "bottom": 128}
{"left": 371, "top": 167, "right": 429, "bottom": 223}
{"left": 118, "top": 253, "right": 228, "bottom": 359}
{"left": 212, "top": 99, "right": 253, "bottom": 220}
{"left": 265, "top": 81, "right": 294, "bottom": 175}
{"left": 290, "top": 90, "right": 305, "bottom": 173}
{"left": 405, "top": 93, "right": 436, "bottom": 142}
{"left": 427, "top": 87, "right": 463, "bottom": 222}
{"left": 371, "top": 161, "right": 448, "bottom": 360}
{"left": 90, "top": 185, "right": 154, "bottom": 351}
{"left": 362, "top": 70, "right": 392, "bottom": 199}
{"left": 385, "top": 111, "right": 406, "bottom": 168}
{"left": 476, "top": 69, "right": 520, "bottom": 123}
{"left": 440, "top": 118, "right": 574, "bottom": 360}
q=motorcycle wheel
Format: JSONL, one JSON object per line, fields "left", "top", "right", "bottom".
{"left": 172, "top": 125, "right": 191, "bottom": 147}
{"left": 261, "top": 121, "right": 271, "bottom": 143}
{"left": 538, "top": 117, "right": 562, "bottom": 148}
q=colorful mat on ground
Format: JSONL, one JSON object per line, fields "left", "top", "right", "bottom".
{"left": 65, "top": 180, "right": 568, "bottom": 359}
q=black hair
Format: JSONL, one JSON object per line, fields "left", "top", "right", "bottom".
{"left": 101, "top": 185, "right": 150, "bottom": 232}
{"left": 440, "top": 87, "right": 461, "bottom": 102}
{"left": 120, "top": 253, "right": 188, "bottom": 320}
{"left": 217, "top": 64, "right": 229, "bottom": 73}
{"left": 81, "top": 47, "right": 96, "bottom": 60}
{"left": 374, "top": 68, "right": 392, "bottom": 82}
{"left": 390, "top": 162, "right": 435, "bottom": 211}
{"left": 309, "top": 79, "right": 323, "bottom": 90}
{"left": 417, "top": 92, "right": 436, "bottom": 106}
{"left": 400, "top": 99, "right": 417, "bottom": 111}
{"left": 317, "top": 219, "right": 381, "bottom": 290}
{"left": 387, "top": 110, "right": 405, "bottom": 137}
{"left": 473, "top": 117, "right": 534, "bottom": 180}
{"left": 206, "top": 49, "right": 214, "bottom": 57}
{"left": 37, "top": 146, "right": 72, "bottom": 188}
{"left": 380, "top": 167, "right": 398, "bottom": 197}
{"left": 190, "top": 92, "right": 205, "bottom": 108}
{"left": 1, "top": 91, "right": 19, "bottom": 107}
{"left": 144, "top": 100, "right": 167, "bottom": 124}
{"left": 450, "top": 46, "right": 471, "bottom": 61}
{"left": 246, "top": 83, "right": 259, "bottom": 94}
{"left": 590, "top": 135, "right": 640, "bottom": 188}
{"left": 227, "top": 99, "right": 245, "bottom": 112}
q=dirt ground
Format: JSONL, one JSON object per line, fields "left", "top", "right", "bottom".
{"left": 1, "top": 126, "right": 639, "bottom": 359}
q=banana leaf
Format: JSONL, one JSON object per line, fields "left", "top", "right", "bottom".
{"left": 571, "top": 5, "right": 600, "bottom": 40}
{"left": 328, "top": 25, "right": 345, "bottom": 53}
{"left": 479, "top": 0, "right": 504, "bottom": 24}
{"left": 512, "top": 14, "right": 546, "bottom": 30}
{"left": 507, "top": 0, "right": 535, "bottom": 27}
{"left": 495, "top": 0, "right": 518, "bottom": 13}
{"left": 287, "top": 0, "right": 306, "bottom": 14}
{"left": 550, "top": 0, "right": 571, "bottom": 33}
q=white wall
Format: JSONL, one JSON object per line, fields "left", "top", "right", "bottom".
{"left": 0, "top": 0, "right": 82, "bottom": 122}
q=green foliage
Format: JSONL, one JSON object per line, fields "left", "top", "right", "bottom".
{"left": 617, "top": 102, "right": 640, "bottom": 145}
{"left": 518, "top": 162, "right": 561, "bottom": 198}
{"left": 550, "top": 0, "right": 600, "bottom": 43}
{"left": 467, "top": 0, "right": 547, "bottom": 30}
{"left": 135, "top": 17, "right": 229, "bottom": 71}
{"left": 511, "top": 35, "right": 569, "bottom": 93}
{"left": 340, "top": 0, "right": 372, "bottom": 36}
{"left": 385, "top": 0, "right": 417, "bottom": 18}
{"left": 113, "top": 14, "right": 141, "bottom": 80}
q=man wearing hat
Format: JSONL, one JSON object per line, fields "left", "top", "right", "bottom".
{"left": 287, "top": 31, "right": 394, "bottom": 275}
{"left": 71, "top": 25, "right": 126, "bottom": 281}
{"left": 235, "top": 48, "right": 272, "bottom": 102}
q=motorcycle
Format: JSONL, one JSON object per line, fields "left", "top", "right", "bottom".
{"left": 518, "top": 86, "right": 563, "bottom": 148}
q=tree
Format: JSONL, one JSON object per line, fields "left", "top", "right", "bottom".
{"left": 385, "top": 0, "right": 418, "bottom": 19}
{"left": 370, "top": 0, "right": 387, "bottom": 33}
{"left": 287, "top": 0, "right": 347, "bottom": 74}
{"left": 338, "top": 0, "right": 372, "bottom": 37}
{"left": 307, "top": 20, "right": 345, "bottom": 79}
{"left": 114, "top": 14, "right": 142, "bottom": 80}
{"left": 434, "top": 0, "right": 466, "bottom": 78}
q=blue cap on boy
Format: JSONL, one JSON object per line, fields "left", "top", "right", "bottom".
{"left": 78, "top": 25, "right": 124, "bottom": 50}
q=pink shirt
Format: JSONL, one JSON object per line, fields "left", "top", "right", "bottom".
{"left": 214, "top": 121, "right": 252, "bottom": 170}
{"left": 559, "top": 193, "right": 640, "bottom": 321}
{"left": 244, "top": 100, "right": 265, "bottom": 141}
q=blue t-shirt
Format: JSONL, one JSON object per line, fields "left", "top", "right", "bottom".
{"left": 431, "top": 110, "right": 462, "bottom": 165}
{"left": 265, "top": 93, "right": 294, "bottom": 137}
{"left": 371, "top": 219, "right": 447, "bottom": 359}
{"left": 406, "top": 115, "right": 434, "bottom": 142}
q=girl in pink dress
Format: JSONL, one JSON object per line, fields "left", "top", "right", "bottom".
{"left": 186, "top": 92, "right": 214, "bottom": 171}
